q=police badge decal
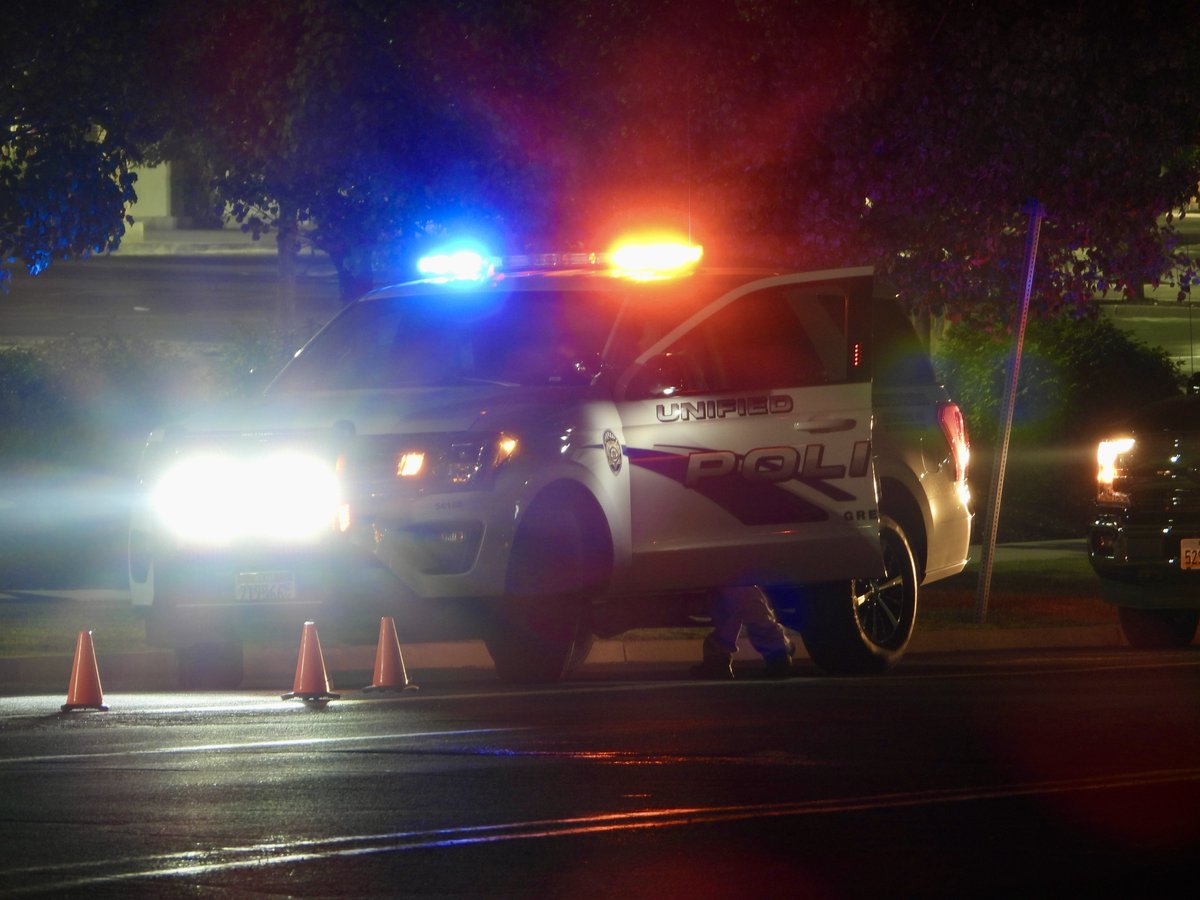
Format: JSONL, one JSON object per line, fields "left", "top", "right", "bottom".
{"left": 603, "top": 429, "right": 622, "bottom": 475}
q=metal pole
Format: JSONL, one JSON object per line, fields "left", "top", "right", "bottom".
{"left": 973, "top": 200, "right": 1045, "bottom": 624}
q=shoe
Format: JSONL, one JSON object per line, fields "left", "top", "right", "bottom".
{"left": 762, "top": 640, "right": 795, "bottom": 678}
{"left": 690, "top": 656, "right": 734, "bottom": 680}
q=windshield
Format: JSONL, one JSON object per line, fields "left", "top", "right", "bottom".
{"left": 270, "top": 288, "right": 626, "bottom": 392}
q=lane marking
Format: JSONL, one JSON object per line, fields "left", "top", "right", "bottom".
{"left": 7, "top": 766, "right": 1200, "bottom": 894}
{"left": 0, "top": 728, "right": 513, "bottom": 766}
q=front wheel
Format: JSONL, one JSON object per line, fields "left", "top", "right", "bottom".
{"left": 484, "top": 507, "right": 591, "bottom": 684}
{"left": 1117, "top": 606, "right": 1199, "bottom": 649}
{"left": 799, "top": 515, "right": 918, "bottom": 675}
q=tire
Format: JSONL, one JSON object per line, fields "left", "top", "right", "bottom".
{"left": 1117, "top": 606, "right": 1199, "bottom": 649}
{"left": 177, "top": 641, "right": 244, "bottom": 690}
{"left": 566, "top": 632, "right": 597, "bottom": 673}
{"left": 799, "top": 515, "right": 919, "bottom": 675}
{"left": 484, "top": 507, "right": 591, "bottom": 683}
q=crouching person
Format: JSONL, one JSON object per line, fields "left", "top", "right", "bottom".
{"left": 692, "top": 585, "right": 795, "bottom": 679}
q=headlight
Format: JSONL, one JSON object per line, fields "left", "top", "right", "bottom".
{"left": 1096, "top": 436, "right": 1134, "bottom": 504}
{"left": 152, "top": 450, "right": 342, "bottom": 545}
{"left": 392, "top": 433, "right": 518, "bottom": 488}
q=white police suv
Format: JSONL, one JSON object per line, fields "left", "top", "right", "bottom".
{"left": 129, "top": 236, "right": 973, "bottom": 687}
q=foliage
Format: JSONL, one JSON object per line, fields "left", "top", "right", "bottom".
{"left": 935, "top": 312, "right": 1182, "bottom": 447}
{"left": 146, "top": 0, "right": 1200, "bottom": 312}
{"left": 153, "top": 0, "right": 547, "bottom": 301}
{"left": 210, "top": 323, "right": 321, "bottom": 398}
{"left": 556, "top": 0, "right": 1200, "bottom": 314}
{"left": 0, "top": 337, "right": 182, "bottom": 470}
{"left": 0, "top": 326, "right": 316, "bottom": 474}
{"left": 0, "top": 0, "right": 166, "bottom": 289}
{"left": 3, "top": 0, "right": 1199, "bottom": 321}
{"left": 0, "top": 348, "right": 79, "bottom": 462}
{"left": 935, "top": 311, "right": 1183, "bottom": 540}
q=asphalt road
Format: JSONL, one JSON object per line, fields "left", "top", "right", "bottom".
{"left": 2, "top": 648, "right": 1198, "bottom": 898}
{"left": 0, "top": 254, "right": 342, "bottom": 345}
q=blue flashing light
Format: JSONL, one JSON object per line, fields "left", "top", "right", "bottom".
{"left": 417, "top": 247, "right": 498, "bottom": 283}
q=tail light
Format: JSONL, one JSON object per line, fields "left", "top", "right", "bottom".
{"left": 938, "top": 402, "right": 970, "bottom": 483}
{"left": 1096, "top": 436, "right": 1134, "bottom": 504}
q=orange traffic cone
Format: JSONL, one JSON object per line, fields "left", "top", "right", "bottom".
{"left": 363, "top": 616, "right": 418, "bottom": 693}
{"left": 281, "top": 621, "right": 341, "bottom": 702}
{"left": 61, "top": 631, "right": 108, "bottom": 712}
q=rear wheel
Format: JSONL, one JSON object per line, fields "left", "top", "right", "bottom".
{"left": 566, "top": 632, "right": 597, "bottom": 673}
{"left": 1117, "top": 606, "right": 1199, "bottom": 649}
{"left": 485, "top": 507, "right": 592, "bottom": 683}
{"left": 176, "top": 641, "right": 244, "bottom": 690}
{"left": 799, "top": 515, "right": 918, "bottom": 675}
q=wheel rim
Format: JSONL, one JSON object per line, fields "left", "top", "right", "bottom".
{"left": 851, "top": 530, "right": 913, "bottom": 648}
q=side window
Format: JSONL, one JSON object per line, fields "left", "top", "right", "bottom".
{"left": 664, "top": 286, "right": 850, "bottom": 393}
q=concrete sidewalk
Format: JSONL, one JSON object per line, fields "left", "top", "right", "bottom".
{"left": 0, "top": 539, "right": 1128, "bottom": 694}
{"left": 113, "top": 225, "right": 279, "bottom": 256}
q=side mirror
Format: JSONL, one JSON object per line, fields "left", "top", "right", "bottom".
{"left": 547, "top": 352, "right": 602, "bottom": 386}
{"left": 625, "top": 352, "right": 693, "bottom": 399}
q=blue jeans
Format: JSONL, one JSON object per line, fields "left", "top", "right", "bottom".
{"left": 704, "top": 586, "right": 791, "bottom": 659}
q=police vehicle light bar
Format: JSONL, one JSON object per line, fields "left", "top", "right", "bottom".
{"left": 416, "top": 235, "right": 703, "bottom": 282}
{"left": 608, "top": 238, "right": 703, "bottom": 281}
{"left": 417, "top": 248, "right": 498, "bottom": 282}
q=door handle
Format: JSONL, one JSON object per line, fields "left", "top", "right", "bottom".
{"left": 793, "top": 418, "right": 856, "bottom": 434}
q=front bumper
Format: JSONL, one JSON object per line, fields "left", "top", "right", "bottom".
{"left": 139, "top": 538, "right": 398, "bottom": 646}
{"left": 1088, "top": 515, "right": 1200, "bottom": 609}
{"left": 134, "top": 501, "right": 512, "bottom": 648}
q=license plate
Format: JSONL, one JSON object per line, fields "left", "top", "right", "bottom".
{"left": 1181, "top": 539, "right": 1200, "bottom": 571}
{"left": 235, "top": 571, "right": 296, "bottom": 602}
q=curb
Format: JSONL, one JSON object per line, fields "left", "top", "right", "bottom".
{"left": 0, "top": 625, "right": 1126, "bottom": 695}
{"left": 110, "top": 228, "right": 278, "bottom": 257}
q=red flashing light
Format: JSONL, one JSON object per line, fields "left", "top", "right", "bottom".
{"left": 608, "top": 236, "right": 703, "bottom": 280}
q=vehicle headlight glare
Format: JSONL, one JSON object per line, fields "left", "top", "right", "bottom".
{"left": 396, "top": 451, "right": 426, "bottom": 478}
{"left": 152, "top": 452, "right": 341, "bottom": 544}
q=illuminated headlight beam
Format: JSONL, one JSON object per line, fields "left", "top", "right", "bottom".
{"left": 152, "top": 451, "right": 342, "bottom": 544}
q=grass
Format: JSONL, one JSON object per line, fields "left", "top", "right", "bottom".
{"left": 0, "top": 594, "right": 147, "bottom": 657}
{"left": 920, "top": 556, "right": 1116, "bottom": 629}
{"left": 0, "top": 556, "right": 1114, "bottom": 659}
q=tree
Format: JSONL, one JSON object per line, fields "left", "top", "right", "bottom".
{"left": 154, "top": 0, "right": 558, "bottom": 306}
{"left": 0, "top": 0, "right": 167, "bottom": 291}
{"left": 536, "top": 0, "right": 1200, "bottom": 318}
{"left": 6, "top": 0, "right": 1199, "bottom": 322}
